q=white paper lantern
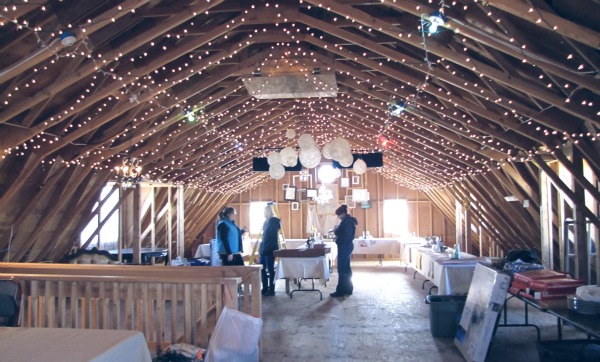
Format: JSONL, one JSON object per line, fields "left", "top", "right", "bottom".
{"left": 329, "top": 137, "right": 352, "bottom": 161}
{"left": 339, "top": 154, "right": 354, "bottom": 167}
{"left": 299, "top": 148, "right": 321, "bottom": 168}
{"left": 353, "top": 158, "right": 367, "bottom": 174}
{"left": 322, "top": 142, "right": 333, "bottom": 159}
{"left": 298, "top": 133, "right": 317, "bottom": 149}
{"left": 279, "top": 147, "right": 298, "bottom": 167}
{"left": 285, "top": 129, "right": 296, "bottom": 139}
{"left": 267, "top": 151, "right": 281, "bottom": 165}
{"left": 269, "top": 163, "right": 285, "bottom": 180}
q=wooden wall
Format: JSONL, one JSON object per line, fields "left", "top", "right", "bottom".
{"left": 206, "top": 169, "right": 455, "bottom": 243}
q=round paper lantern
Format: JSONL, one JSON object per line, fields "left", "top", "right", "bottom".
{"left": 298, "top": 133, "right": 317, "bottom": 149}
{"left": 269, "top": 163, "right": 285, "bottom": 180}
{"left": 329, "top": 137, "right": 352, "bottom": 161}
{"left": 322, "top": 142, "right": 333, "bottom": 159}
{"left": 267, "top": 151, "right": 281, "bottom": 165}
{"left": 279, "top": 147, "right": 298, "bottom": 167}
{"left": 339, "top": 154, "right": 354, "bottom": 167}
{"left": 353, "top": 158, "right": 367, "bottom": 174}
{"left": 285, "top": 129, "right": 296, "bottom": 139}
{"left": 299, "top": 148, "right": 321, "bottom": 168}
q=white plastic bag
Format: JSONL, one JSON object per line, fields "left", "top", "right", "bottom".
{"left": 205, "top": 306, "right": 263, "bottom": 362}
{"left": 576, "top": 285, "right": 600, "bottom": 302}
{"left": 170, "top": 256, "right": 189, "bottom": 266}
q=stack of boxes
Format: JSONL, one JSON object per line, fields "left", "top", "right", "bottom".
{"left": 510, "top": 269, "right": 585, "bottom": 300}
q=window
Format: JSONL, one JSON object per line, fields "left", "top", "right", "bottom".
{"left": 383, "top": 199, "right": 408, "bottom": 237}
{"left": 249, "top": 201, "right": 269, "bottom": 236}
{"left": 80, "top": 183, "right": 120, "bottom": 249}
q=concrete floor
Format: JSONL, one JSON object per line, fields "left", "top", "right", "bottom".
{"left": 260, "top": 260, "right": 587, "bottom": 362}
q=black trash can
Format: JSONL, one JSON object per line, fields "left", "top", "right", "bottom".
{"left": 425, "top": 295, "right": 467, "bottom": 337}
{"left": 537, "top": 340, "right": 600, "bottom": 362}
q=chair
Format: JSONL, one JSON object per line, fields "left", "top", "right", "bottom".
{"left": 504, "top": 249, "right": 541, "bottom": 264}
{"left": 0, "top": 278, "right": 23, "bottom": 327}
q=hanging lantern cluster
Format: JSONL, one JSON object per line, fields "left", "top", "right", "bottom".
{"left": 114, "top": 157, "right": 143, "bottom": 189}
{"left": 268, "top": 130, "right": 367, "bottom": 179}
{"left": 298, "top": 133, "right": 321, "bottom": 169}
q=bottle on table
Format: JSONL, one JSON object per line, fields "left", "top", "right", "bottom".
{"left": 453, "top": 243, "right": 461, "bottom": 259}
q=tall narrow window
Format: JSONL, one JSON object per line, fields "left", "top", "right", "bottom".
{"left": 249, "top": 201, "right": 269, "bottom": 236}
{"left": 80, "top": 184, "right": 120, "bottom": 249}
{"left": 383, "top": 199, "right": 408, "bottom": 237}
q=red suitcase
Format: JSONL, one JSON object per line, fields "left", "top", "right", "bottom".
{"left": 512, "top": 269, "right": 566, "bottom": 285}
{"left": 528, "top": 278, "right": 584, "bottom": 292}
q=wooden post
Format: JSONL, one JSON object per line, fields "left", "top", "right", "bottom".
{"left": 455, "top": 200, "right": 463, "bottom": 250}
{"left": 177, "top": 185, "right": 185, "bottom": 257}
{"left": 539, "top": 171, "right": 554, "bottom": 269}
{"left": 558, "top": 189, "right": 566, "bottom": 273}
{"left": 572, "top": 149, "right": 590, "bottom": 283}
{"left": 464, "top": 200, "right": 472, "bottom": 254}
{"left": 167, "top": 186, "right": 173, "bottom": 263}
{"left": 478, "top": 226, "right": 483, "bottom": 257}
{"left": 133, "top": 186, "right": 141, "bottom": 265}
{"left": 150, "top": 186, "right": 156, "bottom": 265}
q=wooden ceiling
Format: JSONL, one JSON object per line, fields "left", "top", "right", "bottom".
{"left": 0, "top": 1, "right": 599, "bottom": 262}
{"left": 1, "top": 0, "right": 598, "bottom": 193}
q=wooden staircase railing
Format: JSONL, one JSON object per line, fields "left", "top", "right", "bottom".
{"left": 0, "top": 263, "right": 262, "bottom": 355}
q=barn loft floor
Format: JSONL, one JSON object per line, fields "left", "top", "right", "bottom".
{"left": 260, "top": 261, "right": 586, "bottom": 362}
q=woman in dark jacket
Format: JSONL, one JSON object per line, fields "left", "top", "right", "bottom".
{"left": 260, "top": 205, "right": 281, "bottom": 296}
{"left": 331, "top": 204, "right": 358, "bottom": 297}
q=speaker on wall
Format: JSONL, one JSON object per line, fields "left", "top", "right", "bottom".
{"left": 252, "top": 157, "right": 303, "bottom": 171}
{"left": 253, "top": 152, "right": 382, "bottom": 171}
{"left": 332, "top": 153, "right": 383, "bottom": 169}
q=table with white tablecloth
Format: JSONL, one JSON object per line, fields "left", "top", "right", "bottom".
{"left": 275, "top": 256, "right": 330, "bottom": 299}
{"left": 351, "top": 238, "right": 402, "bottom": 265}
{"left": 352, "top": 238, "right": 400, "bottom": 255}
{"left": 407, "top": 245, "right": 486, "bottom": 295}
{"left": 399, "top": 238, "right": 426, "bottom": 268}
{"left": 0, "top": 327, "right": 152, "bottom": 362}
{"left": 284, "top": 239, "right": 337, "bottom": 267}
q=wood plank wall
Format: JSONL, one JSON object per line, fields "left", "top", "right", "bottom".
{"left": 212, "top": 170, "right": 455, "bottom": 244}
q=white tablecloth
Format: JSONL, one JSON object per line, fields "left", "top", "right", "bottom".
{"left": 0, "top": 328, "right": 152, "bottom": 362}
{"left": 408, "top": 246, "right": 486, "bottom": 295}
{"left": 352, "top": 238, "right": 401, "bottom": 255}
{"left": 399, "top": 238, "right": 425, "bottom": 265}
{"left": 284, "top": 239, "right": 337, "bottom": 266}
{"left": 276, "top": 256, "right": 330, "bottom": 286}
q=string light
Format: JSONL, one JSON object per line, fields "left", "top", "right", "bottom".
{"left": 1, "top": 0, "right": 597, "bottom": 194}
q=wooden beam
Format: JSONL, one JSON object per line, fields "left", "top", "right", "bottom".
{"left": 382, "top": 0, "right": 600, "bottom": 93}
{"left": 533, "top": 155, "right": 600, "bottom": 232}
{"left": 485, "top": 0, "right": 600, "bottom": 50}
{"left": 0, "top": 0, "right": 226, "bottom": 125}
{"left": 0, "top": 0, "right": 153, "bottom": 83}
{"left": 300, "top": 0, "right": 599, "bottom": 125}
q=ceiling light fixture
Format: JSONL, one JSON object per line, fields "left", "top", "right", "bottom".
{"left": 379, "top": 134, "right": 390, "bottom": 148}
{"left": 115, "top": 157, "right": 143, "bottom": 189}
{"left": 428, "top": 9, "right": 446, "bottom": 34}
{"left": 389, "top": 101, "right": 405, "bottom": 116}
{"left": 60, "top": 31, "right": 76, "bottom": 46}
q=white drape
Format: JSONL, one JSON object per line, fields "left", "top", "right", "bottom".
{"left": 306, "top": 204, "right": 320, "bottom": 234}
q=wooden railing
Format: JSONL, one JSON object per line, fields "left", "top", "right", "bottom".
{"left": 0, "top": 263, "right": 262, "bottom": 354}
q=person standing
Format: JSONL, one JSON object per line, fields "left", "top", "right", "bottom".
{"left": 260, "top": 205, "right": 281, "bottom": 296}
{"left": 331, "top": 204, "right": 358, "bottom": 297}
{"left": 216, "top": 206, "right": 245, "bottom": 266}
